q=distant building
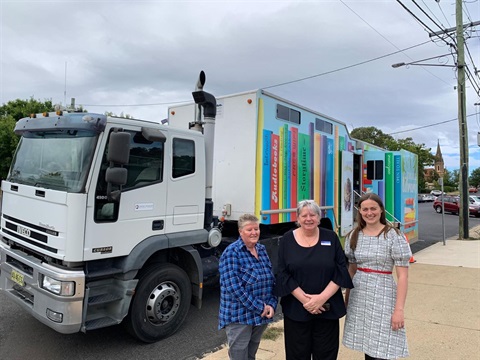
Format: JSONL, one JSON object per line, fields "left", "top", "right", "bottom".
{"left": 424, "top": 140, "right": 444, "bottom": 185}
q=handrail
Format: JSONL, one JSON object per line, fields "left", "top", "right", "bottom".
{"left": 260, "top": 205, "right": 340, "bottom": 232}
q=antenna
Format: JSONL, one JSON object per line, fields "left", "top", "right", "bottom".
{"left": 64, "top": 61, "right": 67, "bottom": 107}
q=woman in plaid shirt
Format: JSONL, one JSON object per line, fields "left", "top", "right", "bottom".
{"left": 218, "top": 214, "right": 278, "bottom": 360}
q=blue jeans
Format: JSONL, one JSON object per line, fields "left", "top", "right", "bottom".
{"left": 225, "top": 323, "right": 268, "bottom": 360}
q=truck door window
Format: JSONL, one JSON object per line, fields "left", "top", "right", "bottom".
{"left": 172, "top": 138, "right": 195, "bottom": 178}
{"left": 94, "top": 130, "right": 164, "bottom": 222}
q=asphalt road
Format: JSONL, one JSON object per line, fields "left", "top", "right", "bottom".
{"left": 0, "top": 201, "right": 477, "bottom": 359}
{"left": 412, "top": 200, "right": 480, "bottom": 253}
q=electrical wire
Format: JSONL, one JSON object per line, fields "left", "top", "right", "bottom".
{"left": 262, "top": 41, "right": 431, "bottom": 90}
{"left": 465, "top": 42, "right": 480, "bottom": 82}
{"left": 340, "top": 0, "right": 449, "bottom": 85}
{"left": 462, "top": 0, "right": 474, "bottom": 24}
{"left": 421, "top": 0, "right": 447, "bottom": 29}
{"left": 388, "top": 113, "right": 477, "bottom": 135}
{"left": 437, "top": 0, "right": 452, "bottom": 28}
{"left": 411, "top": 0, "right": 459, "bottom": 48}
{"left": 84, "top": 40, "right": 434, "bottom": 107}
{"left": 396, "top": 0, "right": 456, "bottom": 48}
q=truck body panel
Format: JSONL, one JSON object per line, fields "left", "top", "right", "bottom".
{"left": 169, "top": 90, "right": 417, "bottom": 239}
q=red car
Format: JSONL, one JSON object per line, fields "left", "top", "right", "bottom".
{"left": 433, "top": 195, "right": 480, "bottom": 217}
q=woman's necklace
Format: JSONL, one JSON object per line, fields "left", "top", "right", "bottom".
{"left": 299, "top": 229, "right": 318, "bottom": 247}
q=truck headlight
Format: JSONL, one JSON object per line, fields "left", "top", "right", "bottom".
{"left": 42, "top": 275, "right": 75, "bottom": 296}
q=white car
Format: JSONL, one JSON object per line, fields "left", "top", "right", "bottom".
{"left": 430, "top": 190, "right": 444, "bottom": 197}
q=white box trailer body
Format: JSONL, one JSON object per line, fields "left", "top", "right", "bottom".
{"left": 169, "top": 89, "right": 418, "bottom": 240}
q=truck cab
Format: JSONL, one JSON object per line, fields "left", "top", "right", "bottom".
{"left": 0, "top": 107, "right": 217, "bottom": 342}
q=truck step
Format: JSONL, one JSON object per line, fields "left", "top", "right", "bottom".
{"left": 84, "top": 316, "right": 120, "bottom": 331}
{"left": 88, "top": 292, "right": 124, "bottom": 305}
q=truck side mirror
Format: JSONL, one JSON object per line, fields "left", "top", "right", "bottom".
{"left": 105, "top": 167, "right": 127, "bottom": 186}
{"left": 105, "top": 167, "right": 127, "bottom": 202}
{"left": 106, "top": 130, "right": 130, "bottom": 201}
{"left": 107, "top": 131, "right": 130, "bottom": 165}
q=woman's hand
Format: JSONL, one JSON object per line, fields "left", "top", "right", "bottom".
{"left": 303, "top": 294, "right": 327, "bottom": 314}
{"left": 391, "top": 308, "right": 405, "bottom": 330}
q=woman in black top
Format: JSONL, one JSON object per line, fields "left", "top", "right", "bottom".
{"left": 275, "top": 200, "right": 353, "bottom": 360}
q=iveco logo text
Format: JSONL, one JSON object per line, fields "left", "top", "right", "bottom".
{"left": 17, "top": 225, "right": 31, "bottom": 237}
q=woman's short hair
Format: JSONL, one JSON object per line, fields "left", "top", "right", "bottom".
{"left": 296, "top": 200, "right": 321, "bottom": 225}
{"left": 238, "top": 214, "right": 259, "bottom": 229}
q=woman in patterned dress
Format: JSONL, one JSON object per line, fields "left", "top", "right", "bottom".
{"left": 343, "top": 193, "right": 411, "bottom": 360}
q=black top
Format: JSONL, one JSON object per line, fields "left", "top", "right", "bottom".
{"left": 275, "top": 228, "right": 353, "bottom": 322}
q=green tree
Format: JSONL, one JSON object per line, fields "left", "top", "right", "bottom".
{"left": 0, "top": 115, "right": 20, "bottom": 180}
{"left": 0, "top": 98, "right": 54, "bottom": 181}
{"left": 350, "top": 127, "right": 435, "bottom": 192}
{"left": 469, "top": 168, "right": 480, "bottom": 188}
{"left": 443, "top": 168, "right": 455, "bottom": 187}
{"left": 0, "top": 97, "right": 54, "bottom": 120}
{"left": 350, "top": 126, "right": 396, "bottom": 149}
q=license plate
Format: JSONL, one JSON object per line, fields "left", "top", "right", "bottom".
{"left": 11, "top": 270, "right": 25, "bottom": 287}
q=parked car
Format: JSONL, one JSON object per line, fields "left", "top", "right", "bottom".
{"left": 469, "top": 195, "right": 480, "bottom": 204}
{"left": 433, "top": 195, "right": 480, "bottom": 217}
{"left": 418, "top": 194, "right": 434, "bottom": 202}
{"left": 469, "top": 187, "right": 477, "bottom": 193}
{"left": 430, "top": 190, "right": 445, "bottom": 197}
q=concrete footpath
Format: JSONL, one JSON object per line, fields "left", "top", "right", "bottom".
{"left": 201, "top": 239, "right": 480, "bottom": 359}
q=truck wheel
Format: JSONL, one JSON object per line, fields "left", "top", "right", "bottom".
{"left": 435, "top": 206, "right": 443, "bottom": 214}
{"left": 125, "top": 263, "right": 191, "bottom": 343}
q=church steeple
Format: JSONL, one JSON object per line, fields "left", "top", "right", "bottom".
{"left": 435, "top": 140, "right": 445, "bottom": 177}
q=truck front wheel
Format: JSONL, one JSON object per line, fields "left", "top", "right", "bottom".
{"left": 125, "top": 263, "right": 192, "bottom": 343}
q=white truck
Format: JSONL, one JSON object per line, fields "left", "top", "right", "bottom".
{"left": 0, "top": 72, "right": 418, "bottom": 342}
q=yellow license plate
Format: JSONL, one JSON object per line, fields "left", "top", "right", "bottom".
{"left": 11, "top": 270, "right": 25, "bottom": 287}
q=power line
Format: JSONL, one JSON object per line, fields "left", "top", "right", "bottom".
{"left": 340, "top": 0, "right": 450, "bottom": 85}
{"left": 411, "top": 0, "right": 459, "bottom": 47}
{"left": 82, "top": 99, "right": 188, "bottom": 108}
{"left": 83, "top": 40, "right": 434, "bottom": 107}
{"left": 387, "top": 113, "right": 476, "bottom": 135}
{"left": 262, "top": 41, "right": 431, "bottom": 90}
{"left": 437, "top": 0, "right": 452, "bottom": 28}
{"left": 396, "top": 0, "right": 456, "bottom": 48}
{"left": 421, "top": 0, "right": 447, "bottom": 28}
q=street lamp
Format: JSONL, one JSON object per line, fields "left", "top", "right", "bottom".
{"left": 391, "top": 53, "right": 455, "bottom": 68}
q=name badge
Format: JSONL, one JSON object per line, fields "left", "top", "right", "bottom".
{"left": 320, "top": 241, "right": 331, "bottom": 246}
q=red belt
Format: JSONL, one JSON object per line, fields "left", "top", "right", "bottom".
{"left": 357, "top": 267, "right": 392, "bottom": 275}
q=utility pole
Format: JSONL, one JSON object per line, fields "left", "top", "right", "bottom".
{"left": 456, "top": 0, "right": 469, "bottom": 239}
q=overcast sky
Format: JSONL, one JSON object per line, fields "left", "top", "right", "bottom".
{"left": 1, "top": 0, "right": 479, "bottom": 173}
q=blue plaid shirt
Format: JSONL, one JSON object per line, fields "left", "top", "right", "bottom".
{"left": 218, "top": 238, "right": 278, "bottom": 329}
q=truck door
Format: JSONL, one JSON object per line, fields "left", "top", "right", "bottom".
{"left": 340, "top": 151, "right": 354, "bottom": 236}
{"left": 84, "top": 128, "right": 168, "bottom": 260}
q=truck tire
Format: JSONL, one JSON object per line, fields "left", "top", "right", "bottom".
{"left": 125, "top": 263, "right": 192, "bottom": 343}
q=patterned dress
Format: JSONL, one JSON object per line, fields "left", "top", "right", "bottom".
{"left": 343, "top": 228, "right": 411, "bottom": 359}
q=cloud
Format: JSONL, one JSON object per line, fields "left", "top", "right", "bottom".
{"left": 1, "top": 0, "right": 479, "bottom": 171}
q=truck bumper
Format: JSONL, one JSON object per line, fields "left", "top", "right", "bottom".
{"left": 0, "top": 242, "right": 85, "bottom": 334}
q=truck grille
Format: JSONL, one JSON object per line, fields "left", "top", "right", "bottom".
{"left": 6, "top": 255, "right": 34, "bottom": 276}
{"left": 12, "top": 284, "right": 35, "bottom": 305}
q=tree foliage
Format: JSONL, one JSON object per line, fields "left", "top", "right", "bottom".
{"left": 469, "top": 168, "right": 480, "bottom": 188}
{"left": 351, "top": 126, "right": 435, "bottom": 192}
{"left": 0, "top": 115, "right": 20, "bottom": 180}
{"left": 0, "top": 98, "right": 54, "bottom": 181}
{"left": 0, "top": 97, "right": 54, "bottom": 120}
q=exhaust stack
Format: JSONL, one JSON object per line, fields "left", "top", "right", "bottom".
{"left": 191, "top": 71, "right": 217, "bottom": 230}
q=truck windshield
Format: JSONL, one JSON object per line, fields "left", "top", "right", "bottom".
{"left": 7, "top": 130, "right": 98, "bottom": 193}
